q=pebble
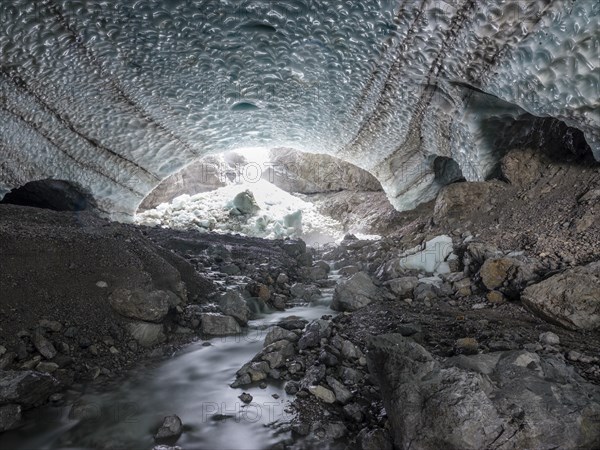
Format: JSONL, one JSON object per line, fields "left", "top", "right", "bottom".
{"left": 96, "top": 281, "right": 108, "bottom": 288}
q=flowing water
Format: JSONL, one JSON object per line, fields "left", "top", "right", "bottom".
{"left": 1, "top": 274, "right": 340, "bottom": 450}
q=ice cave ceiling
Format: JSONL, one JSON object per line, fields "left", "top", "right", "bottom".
{"left": 0, "top": 0, "right": 598, "bottom": 218}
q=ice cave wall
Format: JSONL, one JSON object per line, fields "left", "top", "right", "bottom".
{"left": 0, "top": 0, "right": 598, "bottom": 219}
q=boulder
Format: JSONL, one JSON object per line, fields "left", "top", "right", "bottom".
{"left": 385, "top": 277, "right": 419, "bottom": 298}
{"left": 263, "top": 326, "right": 298, "bottom": 347}
{"left": 109, "top": 288, "right": 172, "bottom": 323}
{"left": 522, "top": 262, "right": 600, "bottom": 330}
{"left": 218, "top": 290, "right": 249, "bottom": 325}
{"left": 290, "top": 283, "right": 321, "bottom": 302}
{"left": 154, "top": 415, "right": 183, "bottom": 443}
{"left": 479, "top": 256, "right": 539, "bottom": 298}
{"left": 200, "top": 314, "right": 242, "bottom": 336}
{"left": 331, "top": 272, "right": 378, "bottom": 312}
{"left": 0, "top": 370, "right": 60, "bottom": 408}
{"left": 368, "top": 334, "right": 600, "bottom": 450}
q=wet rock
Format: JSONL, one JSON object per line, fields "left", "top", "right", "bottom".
{"left": 261, "top": 340, "right": 295, "bottom": 369}
{"left": 201, "top": 314, "right": 242, "bottom": 336}
{"left": 128, "top": 322, "right": 166, "bottom": 348}
{"left": 331, "top": 272, "right": 378, "bottom": 312}
{"left": 285, "top": 381, "right": 300, "bottom": 395}
{"left": 339, "top": 265, "right": 360, "bottom": 277}
{"left": 264, "top": 327, "right": 298, "bottom": 347}
{"left": 368, "top": 334, "right": 600, "bottom": 450}
{"left": 238, "top": 393, "right": 253, "bottom": 404}
{"left": 522, "top": 261, "right": 600, "bottom": 330}
{"left": 109, "top": 288, "right": 171, "bottom": 323}
{"left": 298, "top": 320, "right": 330, "bottom": 350}
{"left": 0, "top": 370, "right": 60, "bottom": 408}
{"left": 218, "top": 290, "right": 249, "bottom": 326}
{"left": 290, "top": 283, "right": 321, "bottom": 302}
{"left": 154, "top": 415, "right": 183, "bottom": 443}
{"left": 31, "top": 329, "right": 57, "bottom": 360}
{"left": 0, "top": 404, "right": 22, "bottom": 432}
{"left": 308, "top": 385, "right": 336, "bottom": 404}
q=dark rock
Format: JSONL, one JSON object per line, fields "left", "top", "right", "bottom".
{"left": 331, "top": 272, "right": 378, "bottom": 312}
{"left": 0, "top": 370, "right": 60, "bottom": 408}
{"left": 154, "top": 415, "right": 183, "bottom": 443}
{"left": 31, "top": 329, "right": 57, "bottom": 360}
{"left": 0, "top": 404, "right": 22, "bottom": 432}
{"left": 109, "top": 288, "right": 172, "bottom": 323}
{"left": 238, "top": 393, "right": 253, "bottom": 404}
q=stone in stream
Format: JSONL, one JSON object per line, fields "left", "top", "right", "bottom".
{"left": 331, "top": 272, "right": 378, "bottom": 312}
{"left": 217, "top": 290, "right": 249, "bottom": 326}
{"left": 238, "top": 393, "right": 253, "bottom": 404}
{"left": 154, "top": 415, "right": 183, "bottom": 443}
{"left": 200, "top": 314, "right": 242, "bottom": 336}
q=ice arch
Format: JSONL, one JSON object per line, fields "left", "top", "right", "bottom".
{"left": 0, "top": 0, "right": 598, "bottom": 219}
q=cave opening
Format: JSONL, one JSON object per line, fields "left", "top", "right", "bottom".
{"left": 0, "top": 179, "right": 97, "bottom": 212}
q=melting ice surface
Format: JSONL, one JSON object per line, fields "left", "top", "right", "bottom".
{"left": 0, "top": 1, "right": 597, "bottom": 217}
{"left": 135, "top": 179, "right": 346, "bottom": 242}
{"left": 0, "top": 283, "right": 340, "bottom": 450}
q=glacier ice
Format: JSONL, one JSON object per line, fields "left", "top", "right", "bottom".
{"left": 135, "top": 179, "right": 345, "bottom": 241}
{"left": 0, "top": 0, "right": 597, "bottom": 218}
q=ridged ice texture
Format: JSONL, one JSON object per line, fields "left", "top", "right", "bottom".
{"left": 0, "top": 0, "right": 598, "bottom": 218}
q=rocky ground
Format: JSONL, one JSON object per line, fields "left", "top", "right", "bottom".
{"left": 0, "top": 146, "right": 599, "bottom": 449}
{"left": 0, "top": 204, "right": 322, "bottom": 435}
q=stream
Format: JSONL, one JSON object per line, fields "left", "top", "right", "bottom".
{"left": 0, "top": 274, "right": 340, "bottom": 450}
